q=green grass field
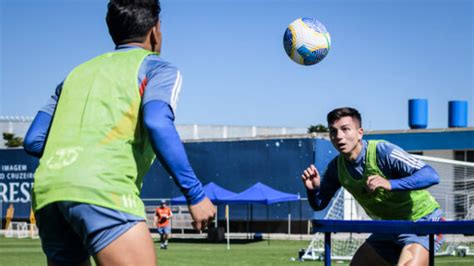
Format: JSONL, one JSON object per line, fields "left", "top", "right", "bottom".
{"left": 1, "top": 237, "right": 474, "bottom": 265}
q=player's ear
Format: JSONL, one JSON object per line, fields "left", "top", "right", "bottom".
{"left": 150, "top": 21, "right": 162, "bottom": 54}
{"left": 358, "top": 127, "right": 364, "bottom": 141}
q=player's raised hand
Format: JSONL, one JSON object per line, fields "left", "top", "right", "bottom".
{"left": 188, "top": 197, "right": 216, "bottom": 231}
{"left": 301, "top": 164, "right": 321, "bottom": 191}
{"left": 366, "top": 175, "right": 391, "bottom": 193}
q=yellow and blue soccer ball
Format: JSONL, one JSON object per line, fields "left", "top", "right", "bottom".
{"left": 283, "top": 18, "right": 331, "bottom": 66}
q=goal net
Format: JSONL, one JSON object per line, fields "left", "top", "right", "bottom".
{"left": 302, "top": 155, "right": 474, "bottom": 260}
{"left": 419, "top": 155, "right": 474, "bottom": 257}
{"left": 5, "top": 222, "right": 29, "bottom": 239}
{"left": 28, "top": 223, "right": 39, "bottom": 239}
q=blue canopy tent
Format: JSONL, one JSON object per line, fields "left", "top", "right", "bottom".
{"left": 170, "top": 182, "right": 237, "bottom": 205}
{"left": 221, "top": 182, "right": 300, "bottom": 205}
{"left": 170, "top": 182, "right": 237, "bottom": 230}
{"left": 221, "top": 182, "right": 300, "bottom": 246}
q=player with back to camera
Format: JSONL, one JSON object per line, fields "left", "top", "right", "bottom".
{"left": 301, "top": 107, "right": 445, "bottom": 266}
{"left": 23, "top": 0, "right": 215, "bottom": 265}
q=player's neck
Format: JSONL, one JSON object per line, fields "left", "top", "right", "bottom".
{"left": 343, "top": 142, "right": 363, "bottom": 162}
{"left": 124, "top": 41, "right": 148, "bottom": 50}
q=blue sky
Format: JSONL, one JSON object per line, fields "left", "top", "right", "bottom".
{"left": 1, "top": 0, "right": 472, "bottom": 130}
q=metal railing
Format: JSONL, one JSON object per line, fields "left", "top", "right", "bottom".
{"left": 0, "top": 119, "right": 307, "bottom": 148}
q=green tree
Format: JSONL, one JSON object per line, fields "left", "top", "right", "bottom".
{"left": 3, "top": 132, "right": 24, "bottom": 148}
{"left": 307, "top": 124, "right": 328, "bottom": 133}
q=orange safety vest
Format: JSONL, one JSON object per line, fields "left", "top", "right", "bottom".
{"left": 155, "top": 207, "right": 172, "bottom": 227}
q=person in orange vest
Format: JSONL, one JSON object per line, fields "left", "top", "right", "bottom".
{"left": 155, "top": 200, "right": 172, "bottom": 249}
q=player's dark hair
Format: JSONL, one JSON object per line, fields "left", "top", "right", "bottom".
{"left": 106, "top": 0, "right": 161, "bottom": 45}
{"left": 327, "top": 107, "right": 362, "bottom": 128}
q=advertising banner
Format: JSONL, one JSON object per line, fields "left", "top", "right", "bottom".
{"left": 0, "top": 149, "right": 38, "bottom": 220}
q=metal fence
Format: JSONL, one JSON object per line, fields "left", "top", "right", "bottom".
{"left": 0, "top": 116, "right": 307, "bottom": 148}
{"left": 176, "top": 124, "right": 307, "bottom": 140}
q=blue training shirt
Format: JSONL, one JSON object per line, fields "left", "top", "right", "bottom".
{"left": 307, "top": 140, "right": 440, "bottom": 211}
{"left": 24, "top": 45, "right": 205, "bottom": 205}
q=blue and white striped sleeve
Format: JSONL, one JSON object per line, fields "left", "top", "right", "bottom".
{"left": 142, "top": 56, "right": 182, "bottom": 113}
{"left": 377, "top": 141, "right": 425, "bottom": 176}
{"left": 376, "top": 141, "right": 439, "bottom": 191}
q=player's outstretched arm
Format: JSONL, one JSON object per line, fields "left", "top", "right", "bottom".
{"left": 143, "top": 100, "right": 215, "bottom": 229}
{"left": 143, "top": 100, "right": 206, "bottom": 205}
{"left": 302, "top": 161, "right": 341, "bottom": 211}
{"left": 389, "top": 165, "right": 440, "bottom": 191}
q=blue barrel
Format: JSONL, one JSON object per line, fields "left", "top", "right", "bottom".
{"left": 408, "top": 99, "right": 428, "bottom": 129}
{"left": 448, "top": 100, "right": 468, "bottom": 128}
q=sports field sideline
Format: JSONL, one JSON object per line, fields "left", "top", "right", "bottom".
{"left": 1, "top": 237, "right": 473, "bottom": 266}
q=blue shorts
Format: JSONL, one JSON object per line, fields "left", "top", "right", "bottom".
{"left": 366, "top": 209, "right": 445, "bottom": 264}
{"left": 158, "top": 226, "right": 171, "bottom": 235}
{"left": 36, "top": 201, "right": 144, "bottom": 265}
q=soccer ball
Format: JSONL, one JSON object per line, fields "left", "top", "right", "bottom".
{"left": 283, "top": 18, "right": 331, "bottom": 66}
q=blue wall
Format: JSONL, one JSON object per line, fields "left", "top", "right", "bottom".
{"left": 142, "top": 138, "right": 324, "bottom": 221}
{"left": 5, "top": 128, "right": 473, "bottom": 221}
{"left": 365, "top": 130, "right": 474, "bottom": 151}
{"left": 2, "top": 137, "right": 340, "bottom": 221}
